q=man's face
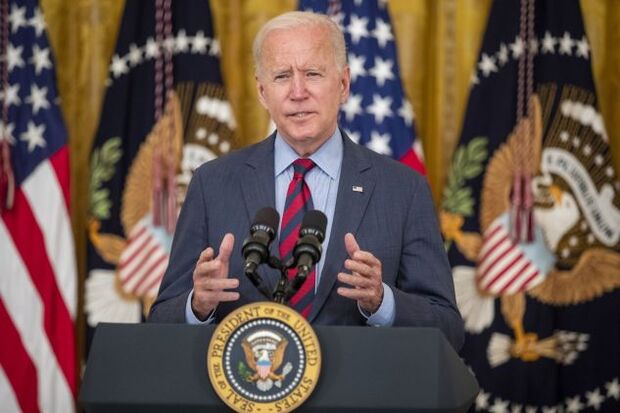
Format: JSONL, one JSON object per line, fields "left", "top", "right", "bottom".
{"left": 256, "top": 24, "right": 350, "bottom": 156}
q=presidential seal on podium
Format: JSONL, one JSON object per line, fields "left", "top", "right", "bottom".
{"left": 207, "top": 302, "right": 321, "bottom": 413}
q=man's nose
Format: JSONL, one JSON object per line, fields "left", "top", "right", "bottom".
{"left": 289, "top": 74, "right": 308, "bottom": 99}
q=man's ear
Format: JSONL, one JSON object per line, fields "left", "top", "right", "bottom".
{"left": 256, "top": 76, "right": 268, "bottom": 109}
{"left": 340, "top": 66, "right": 351, "bottom": 104}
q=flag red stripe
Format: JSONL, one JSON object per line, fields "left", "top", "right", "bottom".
{"left": 477, "top": 233, "right": 509, "bottom": 270}
{"left": 483, "top": 252, "right": 524, "bottom": 290}
{"left": 477, "top": 244, "right": 513, "bottom": 286}
{"left": 1, "top": 189, "right": 76, "bottom": 394}
{"left": 131, "top": 254, "right": 168, "bottom": 294}
{"left": 0, "top": 299, "right": 41, "bottom": 413}
{"left": 482, "top": 223, "right": 504, "bottom": 242}
{"left": 399, "top": 148, "right": 426, "bottom": 175}
{"left": 49, "top": 146, "right": 71, "bottom": 212}
{"left": 496, "top": 261, "right": 530, "bottom": 293}
{"left": 120, "top": 242, "right": 162, "bottom": 286}
{"left": 518, "top": 269, "right": 541, "bottom": 291}
{"left": 128, "top": 224, "right": 147, "bottom": 242}
{"left": 118, "top": 232, "right": 153, "bottom": 270}
{"left": 143, "top": 270, "right": 166, "bottom": 296}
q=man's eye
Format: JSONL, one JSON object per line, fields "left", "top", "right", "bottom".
{"left": 307, "top": 72, "right": 321, "bottom": 77}
{"left": 274, "top": 74, "right": 289, "bottom": 80}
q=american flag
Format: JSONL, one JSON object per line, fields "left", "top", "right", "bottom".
{"left": 0, "top": 1, "right": 76, "bottom": 412}
{"left": 300, "top": 0, "right": 425, "bottom": 174}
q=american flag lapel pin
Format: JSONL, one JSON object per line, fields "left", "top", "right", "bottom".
{"left": 352, "top": 186, "right": 363, "bottom": 193}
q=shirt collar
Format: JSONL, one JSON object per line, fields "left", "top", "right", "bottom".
{"left": 274, "top": 128, "right": 343, "bottom": 179}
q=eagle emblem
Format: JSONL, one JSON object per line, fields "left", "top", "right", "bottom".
{"left": 240, "top": 330, "right": 293, "bottom": 392}
{"left": 86, "top": 82, "right": 235, "bottom": 325}
{"left": 442, "top": 89, "right": 620, "bottom": 367}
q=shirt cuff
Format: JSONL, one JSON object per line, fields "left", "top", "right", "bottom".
{"left": 185, "top": 289, "right": 216, "bottom": 324}
{"left": 358, "top": 283, "right": 395, "bottom": 326}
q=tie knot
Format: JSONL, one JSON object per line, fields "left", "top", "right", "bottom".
{"left": 292, "top": 158, "right": 315, "bottom": 178}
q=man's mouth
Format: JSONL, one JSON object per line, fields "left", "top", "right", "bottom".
{"left": 288, "top": 111, "right": 313, "bottom": 119}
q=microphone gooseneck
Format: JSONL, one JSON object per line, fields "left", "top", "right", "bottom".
{"left": 284, "top": 210, "right": 327, "bottom": 302}
{"left": 241, "top": 207, "right": 280, "bottom": 299}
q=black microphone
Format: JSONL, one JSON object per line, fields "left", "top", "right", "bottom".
{"left": 242, "top": 207, "right": 279, "bottom": 298}
{"left": 285, "top": 210, "right": 327, "bottom": 301}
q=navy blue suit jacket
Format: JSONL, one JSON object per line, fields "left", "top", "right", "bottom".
{"left": 149, "top": 132, "right": 464, "bottom": 350}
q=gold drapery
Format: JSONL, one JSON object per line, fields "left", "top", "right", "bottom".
{"left": 41, "top": 0, "right": 619, "bottom": 364}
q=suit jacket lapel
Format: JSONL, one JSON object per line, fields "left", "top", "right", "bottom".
{"left": 308, "top": 133, "right": 375, "bottom": 322}
{"left": 240, "top": 133, "right": 280, "bottom": 292}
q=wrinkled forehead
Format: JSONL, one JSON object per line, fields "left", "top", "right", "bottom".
{"left": 260, "top": 25, "right": 337, "bottom": 71}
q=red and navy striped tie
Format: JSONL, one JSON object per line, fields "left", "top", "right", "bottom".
{"left": 279, "top": 158, "right": 316, "bottom": 317}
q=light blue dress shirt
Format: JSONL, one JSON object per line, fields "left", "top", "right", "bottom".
{"left": 186, "top": 129, "right": 395, "bottom": 325}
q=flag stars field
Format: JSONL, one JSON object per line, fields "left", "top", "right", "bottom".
{"left": 497, "top": 44, "right": 509, "bottom": 65}
{"left": 0, "top": 122, "right": 16, "bottom": 145}
{"left": 398, "top": 100, "right": 414, "bottom": 126}
{"left": 366, "top": 94, "right": 393, "bottom": 123}
{"left": 7, "top": 44, "right": 25, "bottom": 72}
{"left": 9, "top": 4, "right": 27, "bottom": 33}
{"left": 1, "top": 84, "right": 21, "bottom": 107}
{"left": 510, "top": 36, "right": 525, "bottom": 58}
{"left": 191, "top": 31, "right": 209, "bottom": 53}
{"left": 341, "top": 93, "right": 363, "bottom": 122}
{"left": 372, "top": 19, "right": 393, "bottom": 48}
{"left": 471, "top": 33, "right": 591, "bottom": 84}
{"left": 127, "top": 44, "right": 143, "bottom": 67}
{"left": 478, "top": 53, "right": 498, "bottom": 77}
{"left": 348, "top": 53, "right": 367, "bottom": 81}
{"left": 29, "top": 8, "right": 46, "bottom": 36}
{"left": 559, "top": 32, "right": 575, "bottom": 55}
{"left": 174, "top": 30, "right": 190, "bottom": 52}
{"left": 109, "top": 31, "right": 220, "bottom": 82}
{"left": 26, "top": 84, "right": 49, "bottom": 114}
{"left": 575, "top": 36, "right": 590, "bottom": 58}
{"left": 30, "top": 44, "right": 52, "bottom": 74}
{"left": 347, "top": 15, "right": 370, "bottom": 43}
{"left": 367, "top": 131, "right": 392, "bottom": 155}
{"left": 303, "top": 0, "right": 424, "bottom": 174}
{"left": 369, "top": 56, "right": 395, "bottom": 86}
{"left": 20, "top": 121, "right": 46, "bottom": 152}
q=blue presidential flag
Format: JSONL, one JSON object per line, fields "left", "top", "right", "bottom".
{"left": 441, "top": 0, "right": 620, "bottom": 411}
{"left": 300, "top": 0, "right": 425, "bottom": 174}
{"left": 85, "top": 0, "right": 235, "bottom": 342}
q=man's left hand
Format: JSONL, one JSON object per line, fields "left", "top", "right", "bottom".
{"left": 337, "top": 233, "right": 384, "bottom": 313}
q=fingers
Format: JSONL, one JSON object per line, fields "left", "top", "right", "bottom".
{"left": 194, "top": 280, "right": 239, "bottom": 302}
{"left": 218, "top": 233, "right": 235, "bottom": 265}
{"left": 337, "top": 283, "right": 376, "bottom": 301}
{"left": 337, "top": 272, "right": 374, "bottom": 289}
{"left": 191, "top": 234, "right": 239, "bottom": 318}
{"left": 344, "top": 232, "right": 360, "bottom": 257}
{"left": 338, "top": 233, "right": 384, "bottom": 313}
{"left": 344, "top": 257, "right": 380, "bottom": 278}
{"left": 197, "top": 247, "right": 214, "bottom": 264}
{"left": 193, "top": 233, "right": 235, "bottom": 280}
{"left": 345, "top": 233, "right": 380, "bottom": 266}
{"left": 194, "top": 276, "right": 239, "bottom": 292}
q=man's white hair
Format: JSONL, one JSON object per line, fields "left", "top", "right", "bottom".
{"left": 253, "top": 11, "right": 347, "bottom": 75}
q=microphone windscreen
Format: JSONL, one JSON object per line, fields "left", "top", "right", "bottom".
{"left": 250, "top": 207, "right": 280, "bottom": 242}
{"left": 300, "top": 210, "right": 327, "bottom": 242}
{"left": 253, "top": 207, "right": 280, "bottom": 231}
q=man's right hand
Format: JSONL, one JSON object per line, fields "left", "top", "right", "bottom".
{"left": 191, "top": 233, "right": 240, "bottom": 320}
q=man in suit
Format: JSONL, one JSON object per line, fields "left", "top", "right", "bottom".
{"left": 149, "top": 11, "right": 464, "bottom": 351}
